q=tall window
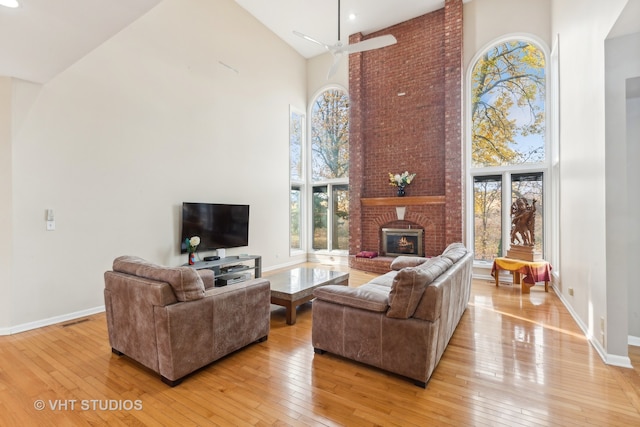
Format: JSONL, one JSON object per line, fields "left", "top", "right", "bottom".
{"left": 310, "top": 89, "right": 349, "bottom": 252}
{"left": 470, "top": 39, "right": 547, "bottom": 262}
{"left": 289, "top": 107, "right": 305, "bottom": 253}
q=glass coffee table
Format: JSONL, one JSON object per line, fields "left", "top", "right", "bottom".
{"left": 268, "top": 267, "right": 349, "bottom": 325}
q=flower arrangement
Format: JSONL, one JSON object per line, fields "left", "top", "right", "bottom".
{"left": 185, "top": 236, "right": 200, "bottom": 253}
{"left": 388, "top": 171, "right": 416, "bottom": 188}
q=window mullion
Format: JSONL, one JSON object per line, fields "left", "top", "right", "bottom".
{"left": 502, "top": 172, "right": 512, "bottom": 257}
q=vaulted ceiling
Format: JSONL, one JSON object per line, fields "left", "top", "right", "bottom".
{"left": 1, "top": 0, "right": 638, "bottom": 84}
{"left": 0, "top": 0, "right": 446, "bottom": 84}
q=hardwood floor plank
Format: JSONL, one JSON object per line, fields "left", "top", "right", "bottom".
{"left": 0, "top": 264, "right": 638, "bottom": 426}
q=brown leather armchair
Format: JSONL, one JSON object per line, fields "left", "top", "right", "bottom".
{"left": 104, "top": 256, "right": 270, "bottom": 386}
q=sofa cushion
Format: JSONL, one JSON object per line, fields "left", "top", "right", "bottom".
{"left": 314, "top": 285, "right": 389, "bottom": 312}
{"left": 390, "top": 256, "right": 430, "bottom": 270}
{"left": 112, "top": 256, "right": 205, "bottom": 302}
{"left": 386, "top": 267, "right": 431, "bottom": 319}
{"left": 441, "top": 242, "right": 468, "bottom": 264}
{"left": 367, "top": 270, "right": 398, "bottom": 288}
{"left": 416, "top": 256, "right": 453, "bottom": 283}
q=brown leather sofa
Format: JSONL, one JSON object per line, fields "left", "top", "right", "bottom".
{"left": 104, "top": 256, "right": 270, "bottom": 386}
{"left": 312, "top": 243, "right": 473, "bottom": 387}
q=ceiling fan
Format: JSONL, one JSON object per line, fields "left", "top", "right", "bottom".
{"left": 293, "top": 0, "right": 397, "bottom": 79}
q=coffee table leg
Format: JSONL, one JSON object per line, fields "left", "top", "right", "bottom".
{"left": 285, "top": 301, "right": 296, "bottom": 325}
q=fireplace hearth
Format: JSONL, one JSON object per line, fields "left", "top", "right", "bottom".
{"left": 382, "top": 228, "right": 424, "bottom": 257}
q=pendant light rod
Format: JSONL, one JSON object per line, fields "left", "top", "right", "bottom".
{"left": 337, "top": 0, "right": 341, "bottom": 41}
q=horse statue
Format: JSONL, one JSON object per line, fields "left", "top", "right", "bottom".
{"left": 510, "top": 198, "right": 536, "bottom": 246}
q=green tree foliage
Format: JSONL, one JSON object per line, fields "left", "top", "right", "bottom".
{"left": 311, "top": 90, "right": 349, "bottom": 180}
{"left": 471, "top": 41, "right": 545, "bottom": 167}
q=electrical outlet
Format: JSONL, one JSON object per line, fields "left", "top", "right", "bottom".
{"left": 46, "top": 221, "right": 55, "bottom": 231}
{"left": 568, "top": 288, "right": 574, "bottom": 296}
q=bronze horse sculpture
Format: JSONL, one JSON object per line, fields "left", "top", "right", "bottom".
{"left": 510, "top": 198, "right": 537, "bottom": 246}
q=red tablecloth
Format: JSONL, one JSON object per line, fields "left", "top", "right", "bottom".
{"left": 491, "top": 257, "right": 552, "bottom": 284}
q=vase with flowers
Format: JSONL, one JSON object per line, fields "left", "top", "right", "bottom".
{"left": 388, "top": 171, "right": 416, "bottom": 197}
{"left": 185, "top": 236, "right": 200, "bottom": 265}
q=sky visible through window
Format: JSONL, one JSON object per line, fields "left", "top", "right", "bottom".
{"left": 471, "top": 41, "right": 545, "bottom": 167}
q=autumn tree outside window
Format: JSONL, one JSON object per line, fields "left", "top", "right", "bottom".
{"left": 309, "top": 89, "right": 349, "bottom": 252}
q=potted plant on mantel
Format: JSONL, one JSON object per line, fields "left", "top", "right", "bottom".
{"left": 388, "top": 171, "right": 416, "bottom": 197}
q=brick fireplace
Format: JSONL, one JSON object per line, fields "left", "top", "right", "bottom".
{"left": 348, "top": 0, "right": 463, "bottom": 274}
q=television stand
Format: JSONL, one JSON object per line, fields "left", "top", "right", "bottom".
{"left": 187, "top": 255, "right": 261, "bottom": 286}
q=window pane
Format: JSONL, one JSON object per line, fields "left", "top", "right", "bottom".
{"left": 312, "top": 186, "right": 328, "bottom": 250}
{"left": 474, "top": 176, "right": 502, "bottom": 261}
{"left": 471, "top": 41, "right": 545, "bottom": 167}
{"left": 290, "top": 187, "right": 301, "bottom": 250}
{"left": 311, "top": 90, "right": 349, "bottom": 181}
{"left": 332, "top": 185, "right": 349, "bottom": 250}
{"left": 290, "top": 110, "right": 303, "bottom": 181}
{"left": 511, "top": 173, "right": 543, "bottom": 255}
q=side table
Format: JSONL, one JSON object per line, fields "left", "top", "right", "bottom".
{"left": 491, "top": 257, "right": 551, "bottom": 294}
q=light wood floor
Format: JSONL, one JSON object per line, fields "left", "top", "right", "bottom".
{"left": 1, "top": 265, "right": 639, "bottom": 426}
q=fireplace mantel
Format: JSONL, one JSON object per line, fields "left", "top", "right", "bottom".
{"left": 360, "top": 195, "right": 445, "bottom": 207}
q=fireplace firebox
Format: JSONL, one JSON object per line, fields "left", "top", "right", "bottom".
{"left": 382, "top": 228, "right": 424, "bottom": 257}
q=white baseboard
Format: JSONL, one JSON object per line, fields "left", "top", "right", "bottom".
{"left": 0, "top": 305, "right": 105, "bottom": 336}
{"left": 629, "top": 335, "right": 640, "bottom": 347}
{"left": 553, "top": 286, "right": 632, "bottom": 368}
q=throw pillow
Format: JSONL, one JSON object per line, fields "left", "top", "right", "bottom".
{"left": 356, "top": 251, "right": 378, "bottom": 259}
{"left": 113, "top": 256, "right": 205, "bottom": 302}
{"left": 386, "top": 267, "right": 431, "bottom": 319}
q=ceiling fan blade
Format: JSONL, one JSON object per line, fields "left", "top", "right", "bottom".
{"left": 327, "top": 53, "right": 344, "bottom": 79}
{"left": 345, "top": 34, "right": 397, "bottom": 54}
{"left": 293, "top": 31, "right": 331, "bottom": 51}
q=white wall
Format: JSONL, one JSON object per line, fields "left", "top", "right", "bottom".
{"left": 605, "top": 30, "right": 640, "bottom": 348}
{"left": 605, "top": 31, "right": 640, "bottom": 356}
{"left": 0, "top": 78, "right": 12, "bottom": 328}
{"left": 2, "top": 0, "right": 306, "bottom": 331}
{"left": 552, "top": 0, "right": 629, "bottom": 362}
{"left": 307, "top": 52, "right": 349, "bottom": 100}
{"left": 463, "top": 0, "right": 551, "bottom": 70}
{"left": 627, "top": 93, "right": 640, "bottom": 341}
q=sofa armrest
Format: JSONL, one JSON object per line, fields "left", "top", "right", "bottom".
{"left": 313, "top": 285, "right": 388, "bottom": 312}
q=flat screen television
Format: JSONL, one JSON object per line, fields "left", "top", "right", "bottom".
{"left": 180, "top": 202, "right": 250, "bottom": 253}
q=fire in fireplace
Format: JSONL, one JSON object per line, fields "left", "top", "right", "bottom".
{"left": 381, "top": 228, "right": 424, "bottom": 257}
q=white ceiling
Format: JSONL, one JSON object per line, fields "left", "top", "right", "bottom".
{"left": 0, "top": 0, "right": 162, "bottom": 83}
{"left": 234, "top": 0, "right": 447, "bottom": 58}
{"left": 0, "top": 0, "right": 445, "bottom": 84}
{"left": 1, "top": 0, "right": 638, "bottom": 84}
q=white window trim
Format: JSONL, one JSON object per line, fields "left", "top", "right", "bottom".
{"left": 307, "top": 85, "right": 350, "bottom": 255}
{"left": 465, "top": 34, "right": 556, "bottom": 277}
{"left": 289, "top": 105, "right": 306, "bottom": 256}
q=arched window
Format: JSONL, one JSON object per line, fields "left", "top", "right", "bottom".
{"left": 468, "top": 39, "right": 548, "bottom": 263}
{"left": 309, "top": 88, "right": 349, "bottom": 252}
